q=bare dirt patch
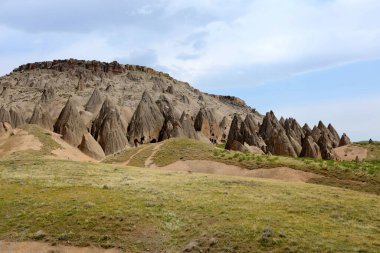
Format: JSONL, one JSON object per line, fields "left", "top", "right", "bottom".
{"left": 160, "top": 160, "right": 322, "bottom": 182}
{"left": 333, "top": 145, "right": 368, "bottom": 161}
{"left": 0, "top": 129, "right": 42, "bottom": 156}
{"left": 0, "top": 241, "right": 121, "bottom": 253}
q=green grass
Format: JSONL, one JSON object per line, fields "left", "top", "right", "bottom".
{"left": 153, "top": 139, "right": 380, "bottom": 194}
{"left": 0, "top": 159, "right": 379, "bottom": 252}
{"left": 355, "top": 141, "right": 380, "bottom": 160}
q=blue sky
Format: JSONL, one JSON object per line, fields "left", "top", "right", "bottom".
{"left": 0, "top": 0, "right": 379, "bottom": 140}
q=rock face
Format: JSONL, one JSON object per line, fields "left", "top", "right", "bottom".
{"left": 9, "top": 107, "right": 26, "bottom": 128}
{"left": 225, "top": 114, "right": 265, "bottom": 151}
{"left": 79, "top": 132, "right": 106, "bottom": 160}
{"left": 40, "top": 85, "right": 55, "bottom": 104}
{"left": 29, "top": 105, "right": 54, "bottom": 131}
{"left": 194, "top": 108, "right": 221, "bottom": 143}
{"left": 339, "top": 133, "right": 351, "bottom": 147}
{"left": 0, "top": 106, "right": 11, "bottom": 124}
{"left": 317, "top": 132, "right": 336, "bottom": 160}
{"left": 300, "top": 136, "right": 322, "bottom": 159}
{"left": 54, "top": 98, "right": 86, "bottom": 146}
{"left": 128, "top": 91, "right": 164, "bottom": 144}
{"left": 259, "top": 111, "right": 297, "bottom": 157}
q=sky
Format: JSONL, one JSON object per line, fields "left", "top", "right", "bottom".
{"left": 0, "top": 0, "right": 379, "bottom": 140}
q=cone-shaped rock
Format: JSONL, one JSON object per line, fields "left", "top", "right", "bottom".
{"left": 173, "top": 112, "right": 197, "bottom": 139}
{"left": 317, "top": 132, "right": 335, "bottom": 160}
{"left": 0, "top": 106, "right": 11, "bottom": 124}
{"left": 85, "top": 87, "right": 103, "bottom": 113}
{"left": 283, "top": 118, "right": 304, "bottom": 145}
{"left": 127, "top": 91, "right": 165, "bottom": 144}
{"left": 98, "top": 109, "right": 128, "bottom": 155}
{"left": 91, "top": 98, "right": 116, "bottom": 140}
{"left": 328, "top": 123, "right": 340, "bottom": 147}
{"left": 302, "top": 123, "right": 312, "bottom": 136}
{"left": 9, "top": 107, "right": 26, "bottom": 128}
{"left": 300, "top": 136, "right": 322, "bottom": 159}
{"left": 339, "top": 133, "right": 351, "bottom": 147}
{"left": 54, "top": 98, "right": 86, "bottom": 146}
{"left": 259, "top": 111, "right": 297, "bottom": 157}
{"left": 79, "top": 132, "right": 106, "bottom": 160}
{"left": 29, "top": 105, "right": 54, "bottom": 131}
{"left": 225, "top": 114, "right": 243, "bottom": 150}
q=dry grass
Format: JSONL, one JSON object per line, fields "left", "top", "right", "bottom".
{"left": 0, "top": 159, "right": 379, "bottom": 252}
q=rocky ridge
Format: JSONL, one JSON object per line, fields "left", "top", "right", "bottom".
{"left": 0, "top": 59, "right": 350, "bottom": 160}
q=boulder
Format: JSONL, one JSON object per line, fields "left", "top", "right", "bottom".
{"left": 79, "top": 132, "right": 106, "bottom": 160}
{"left": 339, "top": 133, "right": 351, "bottom": 147}
{"left": 127, "top": 91, "right": 165, "bottom": 144}
{"left": 29, "top": 105, "right": 54, "bottom": 131}
{"left": 54, "top": 98, "right": 86, "bottom": 147}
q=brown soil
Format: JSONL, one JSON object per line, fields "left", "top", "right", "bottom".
{"left": 160, "top": 160, "right": 322, "bottom": 182}
{"left": 0, "top": 241, "right": 121, "bottom": 253}
{"left": 144, "top": 143, "right": 163, "bottom": 168}
{"left": 333, "top": 145, "right": 368, "bottom": 161}
{"left": 0, "top": 129, "right": 42, "bottom": 156}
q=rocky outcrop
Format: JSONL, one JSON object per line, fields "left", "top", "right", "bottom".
{"left": 259, "top": 111, "right": 297, "bottom": 157}
{"left": 302, "top": 123, "right": 312, "bottom": 136}
{"left": 54, "top": 98, "right": 86, "bottom": 146}
{"left": 317, "top": 132, "right": 336, "bottom": 160}
{"left": 194, "top": 108, "right": 221, "bottom": 143}
{"left": 328, "top": 124, "right": 340, "bottom": 145}
{"left": 85, "top": 87, "right": 103, "bottom": 113}
{"left": 40, "top": 85, "right": 55, "bottom": 104}
{"left": 79, "top": 132, "right": 106, "bottom": 160}
{"left": 29, "top": 105, "right": 54, "bottom": 131}
{"left": 174, "top": 112, "right": 197, "bottom": 139}
{"left": 283, "top": 118, "right": 304, "bottom": 145}
{"left": 127, "top": 91, "right": 165, "bottom": 144}
{"left": 339, "top": 133, "right": 351, "bottom": 147}
{"left": 0, "top": 122, "right": 12, "bottom": 136}
{"left": 0, "top": 106, "right": 11, "bottom": 124}
{"left": 9, "top": 107, "right": 26, "bottom": 128}
{"left": 300, "top": 136, "right": 322, "bottom": 159}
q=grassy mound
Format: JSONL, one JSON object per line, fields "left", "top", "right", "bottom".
{"left": 153, "top": 139, "right": 380, "bottom": 194}
{"left": 0, "top": 159, "right": 379, "bottom": 252}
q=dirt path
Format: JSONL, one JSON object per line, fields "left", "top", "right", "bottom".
{"left": 144, "top": 143, "right": 163, "bottom": 168}
{"left": 160, "top": 160, "right": 323, "bottom": 182}
{"left": 0, "top": 241, "right": 121, "bottom": 253}
{"left": 124, "top": 145, "right": 149, "bottom": 166}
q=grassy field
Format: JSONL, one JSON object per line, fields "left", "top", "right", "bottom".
{"left": 355, "top": 141, "right": 380, "bottom": 161}
{"left": 0, "top": 159, "right": 379, "bottom": 252}
{"left": 152, "top": 139, "right": 380, "bottom": 194}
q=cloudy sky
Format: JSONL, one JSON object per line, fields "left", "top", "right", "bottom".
{"left": 0, "top": 0, "right": 379, "bottom": 140}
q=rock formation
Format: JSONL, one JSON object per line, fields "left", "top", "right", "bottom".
{"left": 79, "top": 132, "right": 106, "bottom": 160}
{"left": 54, "top": 98, "right": 87, "bottom": 147}
{"left": 259, "top": 111, "right": 297, "bottom": 157}
{"left": 194, "top": 108, "right": 221, "bottom": 143}
{"left": 85, "top": 87, "right": 103, "bottom": 113}
{"left": 0, "top": 106, "right": 11, "bottom": 124}
{"left": 9, "top": 107, "right": 26, "bottom": 128}
{"left": 127, "top": 91, "right": 165, "bottom": 144}
{"left": 98, "top": 110, "right": 128, "bottom": 155}
{"left": 29, "top": 105, "right": 54, "bottom": 131}
{"left": 339, "top": 133, "right": 351, "bottom": 147}
{"left": 40, "top": 85, "right": 55, "bottom": 104}
{"left": 300, "top": 136, "right": 322, "bottom": 159}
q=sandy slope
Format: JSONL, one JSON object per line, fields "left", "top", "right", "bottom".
{"left": 0, "top": 129, "right": 42, "bottom": 156}
{"left": 333, "top": 145, "right": 368, "bottom": 161}
{"left": 160, "top": 160, "right": 322, "bottom": 182}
